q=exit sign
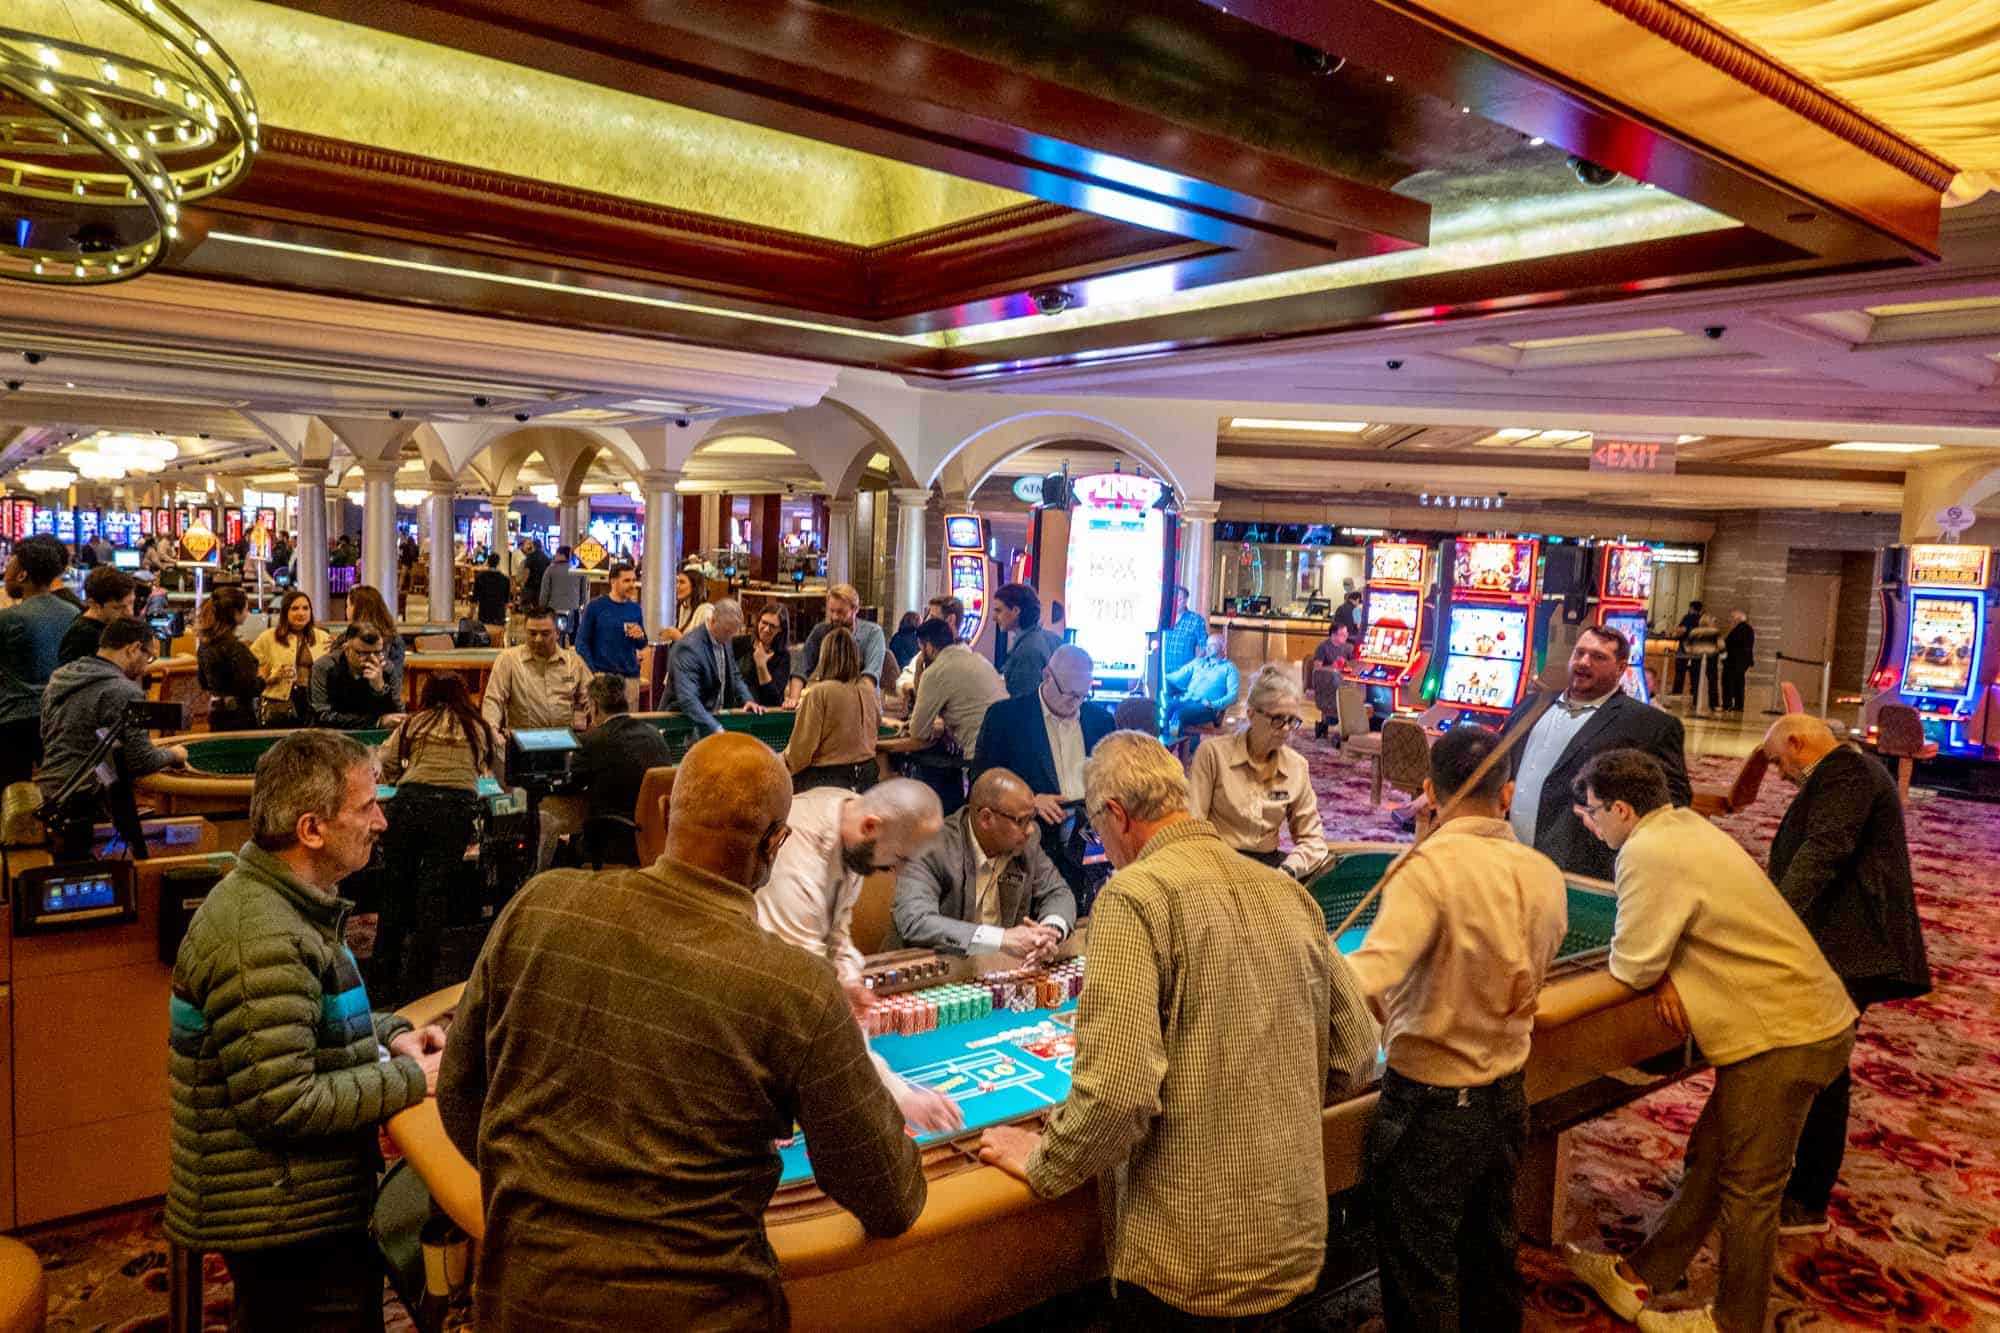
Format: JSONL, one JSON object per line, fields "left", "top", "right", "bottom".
{"left": 1590, "top": 439, "right": 1677, "bottom": 474}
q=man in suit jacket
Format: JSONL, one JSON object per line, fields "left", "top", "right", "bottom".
{"left": 668, "top": 599, "right": 763, "bottom": 736}
{"left": 971, "top": 644, "right": 1114, "bottom": 897}
{"left": 1761, "top": 714, "right": 1930, "bottom": 1234}
{"left": 1502, "top": 624, "right": 1691, "bottom": 881}
{"left": 1721, "top": 610, "right": 1755, "bottom": 713}
{"left": 888, "top": 768, "right": 1077, "bottom": 958}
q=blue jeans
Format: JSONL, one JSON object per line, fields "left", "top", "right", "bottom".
{"left": 1164, "top": 699, "right": 1219, "bottom": 735}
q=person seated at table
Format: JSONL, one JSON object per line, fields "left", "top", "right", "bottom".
{"left": 480, "top": 605, "right": 589, "bottom": 734}
{"left": 909, "top": 617, "right": 1006, "bottom": 758}
{"left": 784, "top": 626, "right": 882, "bottom": 793}
{"left": 668, "top": 597, "right": 763, "bottom": 737}
{"left": 569, "top": 672, "right": 677, "bottom": 865}
{"left": 1162, "top": 632, "right": 1240, "bottom": 741}
{"left": 733, "top": 604, "right": 791, "bottom": 708}
{"left": 310, "top": 628, "right": 405, "bottom": 729}
{"left": 887, "top": 610, "right": 922, "bottom": 675}
{"left": 972, "top": 644, "right": 1114, "bottom": 899}
{"left": 1188, "top": 665, "right": 1328, "bottom": 881}
{"left": 57, "top": 565, "right": 137, "bottom": 665}
{"left": 786, "top": 583, "right": 886, "bottom": 703}
{"left": 249, "top": 590, "right": 333, "bottom": 727}
{"left": 894, "top": 594, "right": 964, "bottom": 700}
{"left": 438, "top": 732, "right": 926, "bottom": 1330}
{"left": 345, "top": 584, "right": 406, "bottom": 697}
{"left": 1308, "top": 622, "right": 1358, "bottom": 739}
{"left": 195, "top": 586, "right": 263, "bottom": 734}
{"left": 372, "top": 672, "right": 501, "bottom": 1006}
{"left": 994, "top": 582, "right": 1062, "bottom": 698}
{"left": 1347, "top": 724, "right": 1567, "bottom": 1332}
{"left": 40, "top": 615, "right": 188, "bottom": 807}
{"left": 888, "top": 767, "right": 1074, "bottom": 960}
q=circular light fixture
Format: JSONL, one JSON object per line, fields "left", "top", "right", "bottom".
{"left": 393, "top": 488, "right": 427, "bottom": 506}
{"left": 1, "top": 1, "right": 259, "bottom": 285}
{"left": 16, "top": 466, "right": 78, "bottom": 491}
{"left": 529, "top": 483, "right": 560, "bottom": 505}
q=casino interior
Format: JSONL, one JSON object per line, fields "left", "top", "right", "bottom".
{"left": 1, "top": 1, "right": 1998, "bottom": 1329}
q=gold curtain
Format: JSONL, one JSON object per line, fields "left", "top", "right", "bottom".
{"left": 1682, "top": 0, "right": 1999, "bottom": 204}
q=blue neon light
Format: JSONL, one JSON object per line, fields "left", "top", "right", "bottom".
{"left": 13, "top": 220, "right": 27, "bottom": 249}
{"left": 1899, "top": 590, "right": 1985, "bottom": 710}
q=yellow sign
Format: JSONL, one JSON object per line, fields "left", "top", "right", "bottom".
{"left": 1907, "top": 543, "right": 1990, "bottom": 589}
{"left": 179, "top": 519, "right": 219, "bottom": 565}
{"left": 574, "top": 537, "right": 608, "bottom": 570}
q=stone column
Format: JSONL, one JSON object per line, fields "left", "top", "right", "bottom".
{"left": 326, "top": 493, "right": 344, "bottom": 546}
{"left": 428, "top": 485, "right": 457, "bottom": 620}
{"left": 892, "top": 486, "right": 931, "bottom": 618}
{"left": 359, "top": 459, "right": 402, "bottom": 617}
{"left": 640, "top": 470, "right": 680, "bottom": 633}
{"left": 826, "top": 497, "right": 855, "bottom": 585}
{"left": 558, "top": 492, "right": 583, "bottom": 551}
{"left": 488, "top": 494, "right": 514, "bottom": 562}
{"left": 699, "top": 493, "right": 721, "bottom": 554}
{"left": 1179, "top": 499, "right": 1220, "bottom": 616}
{"left": 294, "top": 464, "right": 329, "bottom": 619}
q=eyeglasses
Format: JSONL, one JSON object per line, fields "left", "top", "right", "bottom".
{"left": 1573, "top": 798, "right": 1609, "bottom": 819}
{"left": 983, "top": 806, "right": 1039, "bottom": 832}
{"left": 1045, "top": 676, "right": 1088, "bottom": 701}
{"left": 1258, "top": 710, "right": 1304, "bottom": 731}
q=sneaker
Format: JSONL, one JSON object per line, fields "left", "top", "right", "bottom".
{"left": 1638, "top": 1307, "right": 1720, "bottom": 1332}
{"left": 1778, "top": 1200, "right": 1830, "bottom": 1236}
{"left": 1565, "top": 1243, "right": 1650, "bottom": 1321}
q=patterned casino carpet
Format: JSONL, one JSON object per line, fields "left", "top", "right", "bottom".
{"left": 21, "top": 739, "right": 2000, "bottom": 1331}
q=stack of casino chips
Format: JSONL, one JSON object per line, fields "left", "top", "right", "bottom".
{"left": 861, "top": 983, "right": 996, "bottom": 1037}
{"left": 975, "top": 958, "right": 1086, "bottom": 1012}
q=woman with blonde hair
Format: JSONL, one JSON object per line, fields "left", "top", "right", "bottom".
{"left": 1188, "top": 664, "right": 1328, "bottom": 880}
{"left": 783, "top": 625, "right": 881, "bottom": 792}
{"left": 249, "top": 589, "right": 333, "bottom": 725}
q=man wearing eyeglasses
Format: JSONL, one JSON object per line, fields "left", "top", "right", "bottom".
{"left": 1188, "top": 665, "right": 1327, "bottom": 880}
{"left": 971, "top": 644, "right": 1115, "bottom": 898}
{"left": 888, "top": 767, "right": 1074, "bottom": 961}
{"left": 309, "top": 628, "right": 406, "bottom": 730}
{"left": 39, "top": 614, "right": 188, "bottom": 809}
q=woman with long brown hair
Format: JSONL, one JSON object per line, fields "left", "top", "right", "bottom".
{"left": 371, "top": 672, "right": 501, "bottom": 1005}
{"left": 783, "top": 625, "right": 881, "bottom": 792}
{"left": 343, "top": 583, "right": 405, "bottom": 700}
{"left": 248, "top": 589, "right": 333, "bottom": 725}
{"left": 195, "top": 586, "right": 262, "bottom": 732}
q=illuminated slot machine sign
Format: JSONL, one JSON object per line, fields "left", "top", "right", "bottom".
{"left": 943, "top": 514, "right": 990, "bottom": 645}
{"left": 1596, "top": 543, "right": 1656, "bottom": 702}
{"left": 1358, "top": 540, "right": 1429, "bottom": 679}
{"left": 1899, "top": 544, "right": 1990, "bottom": 712}
{"left": 54, "top": 509, "right": 76, "bottom": 545}
{"left": 1064, "top": 473, "right": 1170, "bottom": 690}
{"left": 1438, "top": 538, "right": 1538, "bottom": 715}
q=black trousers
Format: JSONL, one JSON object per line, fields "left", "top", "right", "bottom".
{"left": 1721, "top": 664, "right": 1750, "bottom": 712}
{"left": 1787, "top": 1001, "right": 1869, "bottom": 1211}
{"left": 0, "top": 716, "right": 41, "bottom": 788}
{"left": 793, "top": 760, "right": 879, "bottom": 794}
{"left": 1366, "top": 1068, "right": 1529, "bottom": 1333}
{"left": 1114, "top": 1282, "right": 1321, "bottom": 1331}
{"left": 371, "top": 784, "right": 481, "bottom": 1009}
{"left": 224, "top": 1229, "right": 385, "bottom": 1333}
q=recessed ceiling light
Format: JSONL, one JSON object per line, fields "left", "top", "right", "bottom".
{"left": 1226, "top": 418, "right": 1369, "bottom": 433}
{"left": 1827, "top": 441, "right": 1939, "bottom": 454}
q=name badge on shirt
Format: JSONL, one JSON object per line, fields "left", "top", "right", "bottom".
{"left": 1267, "top": 788, "right": 1291, "bottom": 803}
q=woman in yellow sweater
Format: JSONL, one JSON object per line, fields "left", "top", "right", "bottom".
{"left": 783, "top": 625, "right": 881, "bottom": 792}
{"left": 247, "top": 590, "right": 334, "bottom": 725}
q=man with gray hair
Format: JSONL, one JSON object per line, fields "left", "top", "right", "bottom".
{"left": 668, "top": 596, "right": 764, "bottom": 736}
{"left": 568, "top": 671, "right": 677, "bottom": 864}
{"left": 168, "top": 729, "right": 445, "bottom": 1330}
{"left": 980, "top": 731, "right": 1378, "bottom": 1323}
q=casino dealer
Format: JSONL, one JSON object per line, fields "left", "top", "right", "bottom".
{"left": 1186, "top": 665, "right": 1329, "bottom": 880}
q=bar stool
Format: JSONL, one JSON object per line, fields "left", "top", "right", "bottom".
{"left": 166, "top": 1243, "right": 204, "bottom": 1333}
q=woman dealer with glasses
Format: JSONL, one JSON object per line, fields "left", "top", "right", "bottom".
{"left": 1187, "top": 664, "right": 1329, "bottom": 880}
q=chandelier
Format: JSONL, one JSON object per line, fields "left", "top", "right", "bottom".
{"left": 2, "top": 0, "right": 258, "bottom": 284}
{"left": 15, "top": 466, "right": 77, "bottom": 491}
{"left": 66, "top": 431, "right": 177, "bottom": 477}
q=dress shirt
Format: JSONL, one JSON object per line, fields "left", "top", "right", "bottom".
{"left": 753, "top": 786, "right": 869, "bottom": 982}
{"left": 1161, "top": 610, "right": 1208, "bottom": 678}
{"left": 1508, "top": 694, "right": 1605, "bottom": 845}
{"left": 1040, "top": 695, "right": 1087, "bottom": 800}
{"left": 480, "top": 644, "right": 589, "bottom": 733}
{"left": 1187, "top": 731, "right": 1328, "bottom": 878}
{"left": 1610, "top": 806, "right": 1857, "bottom": 1067}
{"left": 908, "top": 643, "right": 1006, "bottom": 754}
{"left": 963, "top": 836, "right": 1071, "bottom": 954}
{"left": 1164, "top": 654, "right": 1240, "bottom": 712}
{"left": 1024, "top": 820, "right": 1379, "bottom": 1317}
{"left": 1347, "top": 817, "right": 1567, "bottom": 1086}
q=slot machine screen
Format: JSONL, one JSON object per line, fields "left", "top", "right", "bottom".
{"left": 1367, "top": 542, "right": 1427, "bottom": 586}
{"left": 54, "top": 510, "right": 76, "bottom": 544}
{"left": 1438, "top": 604, "right": 1530, "bottom": 710}
{"left": 1600, "top": 546, "right": 1655, "bottom": 601}
{"left": 1902, "top": 592, "right": 1981, "bottom": 703}
{"left": 1601, "top": 609, "right": 1650, "bottom": 699}
{"left": 1361, "top": 623, "right": 1416, "bottom": 662}
{"left": 945, "top": 515, "right": 982, "bottom": 549}
{"left": 225, "top": 508, "right": 244, "bottom": 545}
{"left": 1437, "top": 654, "right": 1525, "bottom": 712}
{"left": 1452, "top": 540, "right": 1536, "bottom": 596}
{"left": 139, "top": 507, "right": 154, "bottom": 536}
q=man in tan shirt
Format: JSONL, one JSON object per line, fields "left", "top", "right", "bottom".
{"left": 1349, "top": 724, "right": 1567, "bottom": 1332}
{"left": 979, "top": 731, "right": 1379, "bottom": 1322}
{"left": 479, "top": 605, "right": 588, "bottom": 734}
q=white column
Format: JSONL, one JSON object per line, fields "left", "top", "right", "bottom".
{"left": 558, "top": 491, "right": 583, "bottom": 550}
{"left": 891, "top": 486, "right": 930, "bottom": 618}
{"left": 488, "top": 494, "right": 513, "bottom": 560}
{"left": 359, "top": 459, "right": 402, "bottom": 617}
{"left": 295, "top": 464, "right": 329, "bottom": 619}
{"left": 639, "top": 470, "right": 680, "bottom": 633}
{"left": 1179, "top": 499, "right": 1220, "bottom": 616}
{"left": 326, "top": 493, "right": 344, "bottom": 548}
{"left": 572, "top": 496, "right": 592, "bottom": 548}
{"left": 698, "top": 493, "right": 721, "bottom": 554}
{"left": 428, "top": 485, "right": 456, "bottom": 620}
{"left": 826, "top": 497, "right": 855, "bottom": 585}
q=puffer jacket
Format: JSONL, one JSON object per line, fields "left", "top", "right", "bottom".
{"left": 167, "top": 841, "right": 427, "bottom": 1250}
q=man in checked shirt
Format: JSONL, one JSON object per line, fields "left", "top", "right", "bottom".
{"left": 980, "top": 730, "right": 1380, "bottom": 1325}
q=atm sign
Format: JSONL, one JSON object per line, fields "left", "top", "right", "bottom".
{"left": 1589, "top": 440, "right": 1676, "bottom": 474}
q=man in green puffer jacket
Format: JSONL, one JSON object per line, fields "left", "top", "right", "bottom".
{"left": 168, "top": 729, "right": 446, "bottom": 1331}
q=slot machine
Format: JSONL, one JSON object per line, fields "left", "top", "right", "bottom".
{"left": 1353, "top": 539, "right": 1435, "bottom": 711}
{"left": 1864, "top": 543, "right": 2000, "bottom": 756}
{"left": 1593, "top": 543, "right": 1655, "bottom": 703}
{"left": 943, "top": 513, "right": 996, "bottom": 658}
{"left": 1060, "top": 473, "right": 1178, "bottom": 700}
{"left": 1430, "top": 536, "right": 1541, "bottom": 723}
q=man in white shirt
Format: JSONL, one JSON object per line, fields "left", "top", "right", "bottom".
{"left": 1349, "top": 724, "right": 1567, "bottom": 1332}
{"left": 888, "top": 768, "right": 1074, "bottom": 959}
{"left": 753, "top": 778, "right": 960, "bottom": 1132}
{"left": 1565, "top": 749, "right": 1856, "bottom": 1333}
{"left": 480, "top": 605, "right": 589, "bottom": 734}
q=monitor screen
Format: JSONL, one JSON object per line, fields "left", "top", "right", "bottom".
{"left": 1902, "top": 591, "right": 1981, "bottom": 702}
{"left": 945, "top": 515, "right": 983, "bottom": 550}
{"left": 112, "top": 549, "right": 141, "bottom": 570}
{"left": 1367, "top": 541, "right": 1427, "bottom": 586}
{"left": 41, "top": 873, "right": 118, "bottom": 915}
{"left": 511, "top": 728, "right": 580, "bottom": 752}
{"left": 1366, "top": 589, "right": 1420, "bottom": 630}
{"left": 1599, "top": 545, "right": 1655, "bottom": 601}
{"left": 1444, "top": 605, "right": 1528, "bottom": 662}
{"left": 1361, "top": 623, "right": 1416, "bottom": 662}
{"left": 1437, "top": 654, "right": 1526, "bottom": 711}
{"left": 1452, "top": 539, "right": 1536, "bottom": 597}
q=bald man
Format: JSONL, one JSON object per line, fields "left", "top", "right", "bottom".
{"left": 438, "top": 733, "right": 925, "bottom": 1330}
{"left": 888, "top": 768, "right": 1077, "bottom": 960}
{"left": 972, "top": 644, "right": 1116, "bottom": 898}
{"left": 1760, "top": 715, "right": 1931, "bottom": 1234}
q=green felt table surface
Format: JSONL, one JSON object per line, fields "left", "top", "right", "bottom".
{"left": 1308, "top": 850, "right": 1618, "bottom": 963}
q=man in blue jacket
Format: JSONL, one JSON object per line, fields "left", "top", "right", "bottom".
{"left": 972, "top": 644, "right": 1114, "bottom": 898}
{"left": 577, "top": 562, "right": 647, "bottom": 709}
{"left": 1162, "top": 632, "right": 1240, "bottom": 741}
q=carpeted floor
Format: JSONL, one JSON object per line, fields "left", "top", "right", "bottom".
{"left": 22, "top": 737, "right": 2000, "bottom": 1331}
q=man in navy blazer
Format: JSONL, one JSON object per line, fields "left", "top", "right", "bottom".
{"left": 667, "top": 599, "right": 763, "bottom": 736}
{"left": 972, "top": 644, "right": 1113, "bottom": 896}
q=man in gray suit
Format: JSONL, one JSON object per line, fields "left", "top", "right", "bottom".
{"left": 888, "top": 768, "right": 1077, "bottom": 959}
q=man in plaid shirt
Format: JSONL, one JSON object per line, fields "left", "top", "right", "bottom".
{"left": 980, "top": 731, "right": 1380, "bottom": 1323}
{"left": 1160, "top": 584, "right": 1208, "bottom": 682}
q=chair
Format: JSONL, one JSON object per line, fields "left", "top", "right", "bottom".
{"left": 1310, "top": 665, "right": 1346, "bottom": 738}
{"left": 1875, "top": 704, "right": 1937, "bottom": 804}
{"left": 1781, "top": 680, "right": 1806, "bottom": 715}
{"left": 1335, "top": 684, "right": 1379, "bottom": 758}
{"left": 1113, "top": 696, "right": 1159, "bottom": 733}
{"left": 633, "top": 764, "right": 678, "bottom": 867}
{"left": 1692, "top": 748, "right": 1770, "bottom": 816}
{"left": 0, "top": 1235, "right": 45, "bottom": 1333}
{"left": 643, "top": 643, "right": 671, "bottom": 711}
{"left": 1375, "top": 717, "right": 1431, "bottom": 809}
{"left": 412, "top": 633, "right": 454, "bottom": 653}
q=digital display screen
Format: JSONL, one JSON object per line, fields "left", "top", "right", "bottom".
{"left": 76, "top": 508, "right": 101, "bottom": 540}
{"left": 1361, "top": 624, "right": 1416, "bottom": 662}
{"left": 1065, "top": 503, "right": 1167, "bottom": 680}
{"left": 1366, "top": 589, "right": 1420, "bottom": 630}
{"left": 113, "top": 550, "right": 141, "bottom": 570}
{"left": 1438, "top": 655, "right": 1526, "bottom": 711}
{"left": 225, "top": 508, "right": 244, "bottom": 545}
{"left": 1902, "top": 592, "right": 1981, "bottom": 702}
{"left": 41, "top": 874, "right": 118, "bottom": 914}
{"left": 1602, "top": 609, "right": 1650, "bottom": 700}
{"left": 948, "top": 552, "right": 988, "bottom": 644}
{"left": 1444, "top": 605, "right": 1528, "bottom": 662}
{"left": 1367, "top": 542, "right": 1427, "bottom": 586}
{"left": 1600, "top": 545, "right": 1655, "bottom": 601}
{"left": 55, "top": 510, "right": 76, "bottom": 543}
{"left": 31, "top": 508, "right": 53, "bottom": 536}
{"left": 139, "top": 508, "right": 153, "bottom": 536}
{"left": 1452, "top": 539, "right": 1536, "bottom": 597}
{"left": 511, "top": 728, "right": 580, "bottom": 752}
{"left": 1907, "top": 544, "right": 1989, "bottom": 590}
{"left": 945, "top": 515, "right": 983, "bottom": 550}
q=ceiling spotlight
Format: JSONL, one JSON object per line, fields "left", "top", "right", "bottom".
{"left": 1527, "top": 136, "right": 1545, "bottom": 147}
{"left": 1030, "top": 286, "right": 1074, "bottom": 316}
{"left": 1567, "top": 155, "right": 1618, "bottom": 187}
{"left": 514, "top": 412, "right": 530, "bottom": 423}
{"left": 1292, "top": 43, "right": 1345, "bottom": 76}
{"left": 388, "top": 409, "right": 404, "bottom": 420}
{"left": 22, "top": 351, "right": 43, "bottom": 365}
{"left": 473, "top": 396, "right": 491, "bottom": 408}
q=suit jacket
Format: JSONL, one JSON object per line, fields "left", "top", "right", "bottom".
{"left": 1768, "top": 746, "right": 1930, "bottom": 1005}
{"left": 886, "top": 807, "right": 1077, "bottom": 953}
{"left": 970, "top": 689, "right": 1115, "bottom": 798}
{"left": 1503, "top": 689, "right": 1692, "bottom": 881}
{"left": 1724, "top": 621, "right": 1755, "bottom": 669}
{"left": 574, "top": 714, "right": 678, "bottom": 823}
{"left": 668, "top": 625, "right": 749, "bottom": 735}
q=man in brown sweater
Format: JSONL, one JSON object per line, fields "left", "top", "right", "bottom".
{"left": 438, "top": 732, "right": 926, "bottom": 1330}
